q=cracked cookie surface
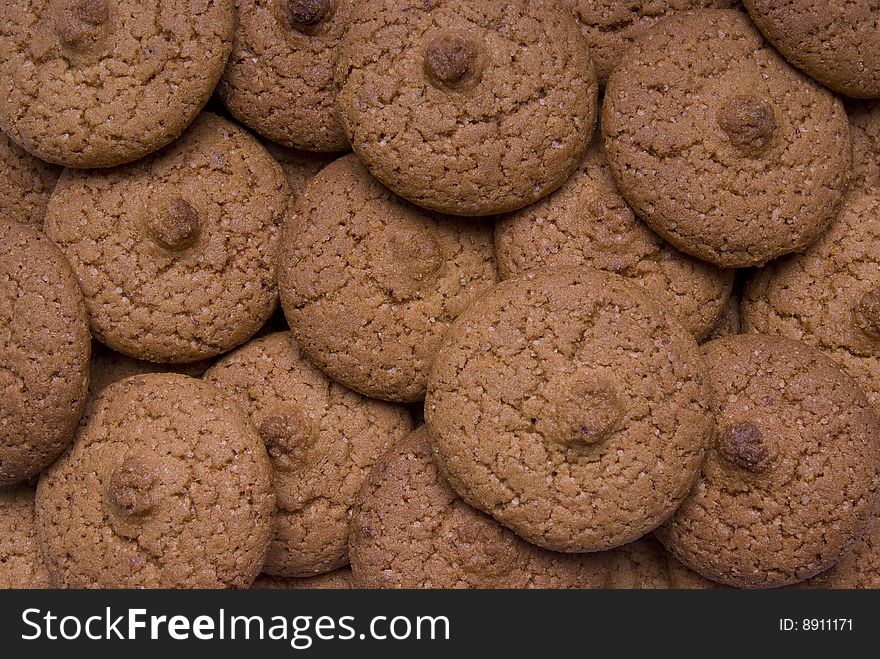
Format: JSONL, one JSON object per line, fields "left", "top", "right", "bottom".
{"left": 219, "top": 0, "right": 356, "bottom": 151}
{"left": 252, "top": 567, "right": 353, "bottom": 589}
{"left": 350, "top": 427, "right": 609, "bottom": 588}
{"left": 795, "top": 516, "right": 880, "bottom": 589}
{"left": 46, "top": 113, "right": 288, "bottom": 364}
{"left": 1, "top": 219, "right": 90, "bottom": 486}
{"left": 0, "top": 0, "right": 235, "bottom": 168}
{"left": 278, "top": 154, "right": 496, "bottom": 402}
{"left": 495, "top": 137, "right": 733, "bottom": 340}
{"left": 35, "top": 373, "right": 275, "bottom": 588}
{"left": 0, "top": 486, "right": 52, "bottom": 589}
{"left": 0, "top": 129, "right": 61, "bottom": 228}
{"left": 602, "top": 9, "right": 851, "bottom": 267}
{"left": 560, "top": 0, "right": 741, "bottom": 84}
{"left": 261, "top": 140, "right": 338, "bottom": 199}
{"left": 426, "top": 267, "right": 713, "bottom": 552}
{"left": 743, "top": 191, "right": 880, "bottom": 409}
{"left": 335, "top": 0, "right": 598, "bottom": 216}
{"left": 847, "top": 100, "right": 880, "bottom": 194}
{"left": 743, "top": 0, "right": 880, "bottom": 98}
{"left": 204, "top": 332, "right": 413, "bottom": 576}
{"left": 656, "top": 335, "right": 880, "bottom": 588}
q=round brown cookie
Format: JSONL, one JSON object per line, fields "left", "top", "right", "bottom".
{"left": 848, "top": 100, "right": 880, "bottom": 194}
{"left": 203, "top": 332, "right": 412, "bottom": 576}
{"left": 702, "top": 287, "right": 741, "bottom": 343}
{"left": 0, "top": 487, "right": 51, "bottom": 589}
{"left": 0, "top": 130, "right": 61, "bottom": 228}
{"left": 0, "top": 0, "right": 235, "bottom": 168}
{"left": 251, "top": 568, "right": 353, "bottom": 589}
{"left": 494, "top": 138, "right": 733, "bottom": 340}
{"left": 742, "top": 191, "right": 880, "bottom": 408}
{"left": 656, "top": 335, "right": 880, "bottom": 588}
{"left": 604, "top": 536, "right": 672, "bottom": 589}
{"left": 1, "top": 220, "right": 90, "bottom": 486}
{"left": 261, "top": 141, "right": 338, "bottom": 198}
{"left": 350, "top": 427, "right": 609, "bottom": 589}
{"left": 335, "top": 0, "right": 598, "bottom": 216}
{"left": 602, "top": 9, "right": 851, "bottom": 268}
{"left": 795, "top": 516, "right": 880, "bottom": 589}
{"left": 35, "top": 373, "right": 274, "bottom": 588}
{"left": 561, "top": 0, "right": 742, "bottom": 85}
{"left": 219, "top": 0, "right": 355, "bottom": 152}
{"left": 426, "top": 267, "right": 713, "bottom": 553}
{"left": 46, "top": 113, "right": 287, "bottom": 364}
{"left": 89, "top": 342, "right": 212, "bottom": 401}
{"left": 278, "top": 154, "right": 496, "bottom": 402}
{"left": 743, "top": 0, "right": 880, "bottom": 99}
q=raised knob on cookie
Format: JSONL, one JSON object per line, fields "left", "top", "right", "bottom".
{"left": 280, "top": 0, "right": 334, "bottom": 32}
{"left": 372, "top": 226, "right": 444, "bottom": 302}
{"left": 717, "top": 422, "right": 774, "bottom": 473}
{"left": 717, "top": 95, "right": 777, "bottom": 155}
{"left": 424, "top": 32, "right": 486, "bottom": 90}
{"left": 146, "top": 197, "right": 201, "bottom": 251}
{"left": 258, "top": 411, "right": 317, "bottom": 471}
{"left": 538, "top": 372, "right": 625, "bottom": 447}
{"left": 853, "top": 287, "right": 880, "bottom": 339}
{"left": 54, "top": 0, "right": 111, "bottom": 49}
{"left": 108, "top": 456, "right": 158, "bottom": 517}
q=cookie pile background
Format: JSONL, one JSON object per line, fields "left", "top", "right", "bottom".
{"left": 2, "top": 0, "right": 880, "bottom": 590}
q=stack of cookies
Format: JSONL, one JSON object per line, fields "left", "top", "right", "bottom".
{"left": 2, "top": 0, "right": 879, "bottom": 590}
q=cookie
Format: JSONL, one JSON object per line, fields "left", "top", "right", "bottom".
{"left": 278, "top": 154, "right": 496, "bottom": 402}
{"left": 335, "top": 0, "right": 598, "bottom": 216}
{"left": 252, "top": 568, "right": 353, "bottom": 590}
{"left": 261, "top": 141, "right": 338, "bottom": 198}
{"left": 1, "top": 220, "right": 90, "bottom": 486}
{"left": 35, "top": 373, "right": 275, "bottom": 588}
{"left": 219, "top": 0, "right": 355, "bottom": 152}
{"left": 0, "top": 0, "right": 235, "bottom": 168}
{"left": 656, "top": 335, "right": 880, "bottom": 588}
{"left": 848, "top": 100, "right": 880, "bottom": 194}
{"left": 702, "top": 285, "right": 741, "bottom": 343}
{"left": 796, "top": 517, "right": 880, "bottom": 589}
{"left": 561, "top": 0, "right": 741, "bottom": 84}
{"left": 426, "top": 267, "right": 713, "bottom": 552}
{"left": 203, "top": 332, "right": 412, "bottom": 576}
{"left": 0, "top": 129, "right": 61, "bottom": 228}
{"left": 604, "top": 537, "right": 672, "bottom": 589}
{"left": 46, "top": 113, "right": 287, "bottom": 364}
{"left": 743, "top": 0, "right": 880, "bottom": 99}
{"left": 350, "top": 427, "right": 609, "bottom": 589}
{"left": 602, "top": 9, "right": 852, "bottom": 268}
{"left": 667, "top": 554, "right": 725, "bottom": 589}
{"left": 89, "top": 342, "right": 212, "bottom": 401}
{"left": 494, "top": 137, "right": 733, "bottom": 340}
{"left": 742, "top": 191, "right": 880, "bottom": 408}
{"left": 0, "top": 487, "right": 52, "bottom": 589}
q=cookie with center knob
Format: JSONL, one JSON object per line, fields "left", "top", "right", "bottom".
{"left": 278, "top": 154, "right": 496, "bottom": 402}
{"left": 656, "top": 335, "right": 880, "bottom": 588}
{"left": 219, "top": 0, "right": 357, "bottom": 151}
{"left": 350, "top": 427, "right": 610, "bottom": 589}
{"left": 46, "top": 113, "right": 288, "bottom": 364}
{"left": 0, "top": 0, "right": 235, "bottom": 167}
{"left": 35, "top": 374, "right": 275, "bottom": 588}
{"left": 743, "top": 191, "right": 880, "bottom": 408}
{"left": 494, "top": 137, "right": 733, "bottom": 340}
{"left": 204, "top": 332, "right": 413, "bottom": 576}
{"left": 602, "top": 9, "right": 851, "bottom": 267}
{"left": 335, "top": 0, "right": 598, "bottom": 216}
{"left": 426, "top": 267, "right": 714, "bottom": 552}
{"left": 1, "top": 220, "right": 90, "bottom": 487}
